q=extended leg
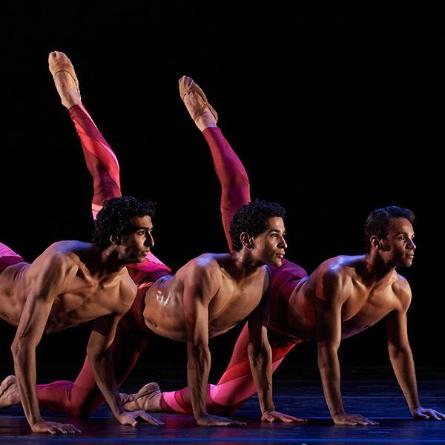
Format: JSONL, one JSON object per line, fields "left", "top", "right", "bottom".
{"left": 179, "top": 76, "right": 251, "bottom": 250}
{"left": 49, "top": 51, "right": 121, "bottom": 219}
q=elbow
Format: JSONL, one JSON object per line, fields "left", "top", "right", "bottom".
{"left": 387, "top": 342, "right": 411, "bottom": 359}
{"left": 318, "top": 341, "right": 339, "bottom": 354}
{"left": 317, "top": 342, "right": 339, "bottom": 367}
{"left": 86, "top": 345, "right": 109, "bottom": 363}
{"left": 10, "top": 340, "right": 20, "bottom": 358}
{"left": 11, "top": 337, "right": 34, "bottom": 361}
{"left": 188, "top": 342, "right": 210, "bottom": 356}
{"left": 187, "top": 342, "right": 211, "bottom": 366}
{"left": 248, "top": 342, "right": 271, "bottom": 362}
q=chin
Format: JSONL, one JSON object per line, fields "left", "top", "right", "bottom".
{"left": 399, "top": 258, "right": 413, "bottom": 267}
{"left": 270, "top": 257, "right": 283, "bottom": 267}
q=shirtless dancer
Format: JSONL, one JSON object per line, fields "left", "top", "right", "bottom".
{"left": 120, "top": 77, "right": 445, "bottom": 425}
{"left": 0, "top": 52, "right": 300, "bottom": 427}
{"left": 0, "top": 195, "right": 160, "bottom": 434}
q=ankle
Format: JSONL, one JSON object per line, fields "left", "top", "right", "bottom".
{"left": 196, "top": 112, "right": 218, "bottom": 131}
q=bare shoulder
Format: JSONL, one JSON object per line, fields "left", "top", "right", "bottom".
{"left": 177, "top": 254, "right": 225, "bottom": 301}
{"left": 392, "top": 273, "right": 412, "bottom": 309}
{"left": 314, "top": 255, "right": 357, "bottom": 276}
{"left": 184, "top": 253, "right": 224, "bottom": 279}
{"left": 311, "top": 256, "right": 352, "bottom": 301}
{"left": 30, "top": 241, "right": 82, "bottom": 273}
{"left": 25, "top": 242, "right": 83, "bottom": 295}
{"left": 45, "top": 240, "right": 91, "bottom": 252}
{"left": 36, "top": 240, "right": 90, "bottom": 263}
{"left": 117, "top": 270, "right": 138, "bottom": 311}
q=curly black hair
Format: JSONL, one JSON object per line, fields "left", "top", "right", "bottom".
{"left": 93, "top": 196, "right": 155, "bottom": 249}
{"left": 229, "top": 199, "right": 286, "bottom": 251}
{"left": 364, "top": 205, "right": 415, "bottom": 251}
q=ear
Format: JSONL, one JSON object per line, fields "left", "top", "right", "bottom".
{"left": 370, "top": 235, "right": 381, "bottom": 249}
{"left": 240, "top": 232, "right": 254, "bottom": 249}
{"left": 109, "top": 234, "right": 121, "bottom": 245}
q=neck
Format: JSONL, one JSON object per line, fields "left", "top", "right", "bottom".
{"left": 361, "top": 252, "right": 396, "bottom": 284}
{"left": 84, "top": 245, "right": 125, "bottom": 276}
{"left": 227, "top": 250, "right": 265, "bottom": 278}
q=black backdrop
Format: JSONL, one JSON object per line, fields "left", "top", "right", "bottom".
{"left": 1, "top": 4, "right": 443, "bottom": 383}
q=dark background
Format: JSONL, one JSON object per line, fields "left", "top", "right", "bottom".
{"left": 1, "top": 4, "right": 444, "bottom": 386}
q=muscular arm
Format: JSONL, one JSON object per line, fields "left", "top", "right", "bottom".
{"left": 183, "top": 262, "right": 215, "bottom": 424}
{"left": 183, "top": 261, "right": 243, "bottom": 426}
{"left": 387, "top": 289, "right": 445, "bottom": 422}
{"left": 315, "top": 270, "right": 376, "bottom": 426}
{"left": 247, "top": 291, "right": 302, "bottom": 423}
{"left": 11, "top": 250, "right": 79, "bottom": 434}
{"left": 87, "top": 285, "right": 162, "bottom": 427}
{"left": 87, "top": 314, "right": 127, "bottom": 421}
{"left": 385, "top": 283, "right": 420, "bottom": 413}
{"left": 246, "top": 281, "right": 304, "bottom": 424}
{"left": 247, "top": 296, "right": 274, "bottom": 416}
{"left": 384, "top": 280, "right": 444, "bottom": 420}
{"left": 315, "top": 271, "right": 345, "bottom": 420}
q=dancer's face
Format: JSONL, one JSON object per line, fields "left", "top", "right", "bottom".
{"left": 250, "top": 217, "right": 287, "bottom": 267}
{"left": 117, "top": 215, "right": 154, "bottom": 263}
{"left": 378, "top": 217, "right": 416, "bottom": 267}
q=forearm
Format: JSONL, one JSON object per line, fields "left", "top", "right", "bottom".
{"left": 12, "top": 342, "right": 42, "bottom": 426}
{"left": 187, "top": 343, "right": 211, "bottom": 420}
{"left": 88, "top": 349, "right": 124, "bottom": 419}
{"left": 248, "top": 343, "right": 274, "bottom": 413}
{"left": 318, "top": 344, "right": 344, "bottom": 417}
{"left": 389, "top": 346, "right": 420, "bottom": 413}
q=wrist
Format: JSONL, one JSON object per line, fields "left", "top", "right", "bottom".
{"left": 410, "top": 404, "right": 421, "bottom": 414}
{"left": 111, "top": 400, "right": 125, "bottom": 417}
{"left": 192, "top": 402, "right": 208, "bottom": 420}
{"left": 194, "top": 411, "right": 208, "bottom": 421}
{"left": 262, "top": 404, "right": 275, "bottom": 413}
{"left": 30, "top": 416, "right": 44, "bottom": 426}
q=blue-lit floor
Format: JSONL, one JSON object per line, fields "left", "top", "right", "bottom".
{"left": 1, "top": 379, "right": 444, "bottom": 444}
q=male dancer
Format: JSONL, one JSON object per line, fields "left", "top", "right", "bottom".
{"left": 122, "top": 76, "right": 445, "bottom": 425}
{"left": 0, "top": 52, "right": 300, "bottom": 427}
{"left": 0, "top": 195, "right": 158, "bottom": 434}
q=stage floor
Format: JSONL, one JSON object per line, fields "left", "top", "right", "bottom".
{"left": 1, "top": 378, "right": 444, "bottom": 444}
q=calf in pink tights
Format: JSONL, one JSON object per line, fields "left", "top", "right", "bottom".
{"left": 122, "top": 76, "right": 445, "bottom": 425}
{"left": 0, "top": 52, "right": 302, "bottom": 427}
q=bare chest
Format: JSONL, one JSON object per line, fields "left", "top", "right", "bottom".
{"left": 45, "top": 275, "right": 121, "bottom": 333}
{"left": 341, "top": 288, "right": 399, "bottom": 337}
{"left": 0, "top": 263, "right": 29, "bottom": 325}
{"left": 207, "top": 278, "right": 264, "bottom": 336}
{"left": 144, "top": 273, "right": 265, "bottom": 340}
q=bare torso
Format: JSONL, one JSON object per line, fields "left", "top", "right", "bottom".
{"left": 142, "top": 253, "right": 269, "bottom": 341}
{"left": 0, "top": 241, "right": 135, "bottom": 333}
{"left": 274, "top": 255, "right": 405, "bottom": 340}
